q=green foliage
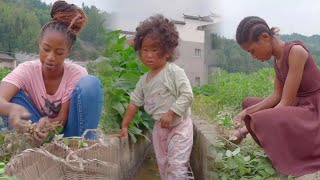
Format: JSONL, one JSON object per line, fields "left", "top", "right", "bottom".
{"left": 0, "top": 161, "right": 18, "bottom": 179}
{"left": 213, "top": 137, "right": 278, "bottom": 180}
{"left": 0, "top": 1, "right": 41, "bottom": 54}
{"left": 0, "top": 167, "right": 18, "bottom": 180}
{"left": 0, "top": 0, "right": 109, "bottom": 61}
{"left": 1, "top": 164, "right": 16, "bottom": 179}
{"left": 208, "top": 33, "right": 320, "bottom": 74}
{"left": 69, "top": 4, "right": 110, "bottom": 61}
{"left": 208, "top": 34, "right": 273, "bottom": 74}
{"left": 80, "top": 5, "right": 109, "bottom": 46}
{"left": 0, "top": 128, "right": 36, "bottom": 179}
{"left": 0, "top": 67, "right": 11, "bottom": 80}
{"left": 193, "top": 68, "right": 274, "bottom": 123}
{"left": 90, "top": 30, "right": 152, "bottom": 143}
{"left": 193, "top": 68, "right": 281, "bottom": 179}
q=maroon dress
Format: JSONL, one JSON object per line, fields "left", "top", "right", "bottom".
{"left": 243, "top": 41, "right": 320, "bottom": 176}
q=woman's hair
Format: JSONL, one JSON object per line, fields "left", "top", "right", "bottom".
{"left": 133, "top": 14, "right": 179, "bottom": 61}
{"left": 40, "top": 0, "right": 88, "bottom": 46}
{"left": 236, "top": 16, "right": 279, "bottom": 45}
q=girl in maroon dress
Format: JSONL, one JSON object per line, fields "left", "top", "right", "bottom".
{"left": 232, "top": 16, "right": 320, "bottom": 176}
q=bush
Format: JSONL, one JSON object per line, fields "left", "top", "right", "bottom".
{"left": 192, "top": 68, "right": 285, "bottom": 179}
{"left": 90, "top": 30, "right": 153, "bottom": 142}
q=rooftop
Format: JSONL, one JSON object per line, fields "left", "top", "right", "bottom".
{"left": 183, "top": 13, "right": 214, "bottom": 22}
{"left": 172, "top": 19, "right": 186, "bottom": 25}
{"left": 120, "top": 30, "right": 135, "bottom": 35}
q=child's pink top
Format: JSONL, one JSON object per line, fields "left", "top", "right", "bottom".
{"left": 2, "top": 60, "right": 88, "bottom": 118}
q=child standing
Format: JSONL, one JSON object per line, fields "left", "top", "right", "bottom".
{"left": 117, "top": 15, "right": 194, "bottom": 179}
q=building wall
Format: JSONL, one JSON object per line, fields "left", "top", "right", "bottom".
{"left": 175, "top": 40, "right": 208, "bottom": 86}
{"left": 173, "top": 19, "right": 213, "bottom": 86}
{"left": 203, "top": 23, "right": 221, "bottom": 76}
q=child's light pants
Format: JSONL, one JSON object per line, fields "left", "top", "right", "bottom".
{"left": 153, "top": 116, "right": 193, "bottom": 180}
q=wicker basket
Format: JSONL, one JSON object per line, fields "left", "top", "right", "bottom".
{"left": 5, "top": 129, "right": 120, "bottom": 180}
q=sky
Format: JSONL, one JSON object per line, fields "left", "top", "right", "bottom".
{"left": 216, "top": 0, "right": 320, "bottom": 38}
{"left": 42, "top": 0, "right": 320, "bottom": 39}
{"left": 42, "top": 0, "right": 216, "bottom": 31}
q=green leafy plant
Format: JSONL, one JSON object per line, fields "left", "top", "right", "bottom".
{"left": 193, "top": 68, "right": 274, "bottom": 122}
{"left": 61, "top": 138, "right": 89, "bottom": 149}
{"left": 192, "top": 68, "right": 286, "bottom": 179}
{"left": 213, "top": 136, "right": 278, "bottom": 180}
{"left": 91, "top": 30, "right": 153, "bottom": 142}
{"left": 0, "top": 161, "right": 18, "bottom": 179}
{"left": 0, "top": 67, "right": 11, "bottom": 80}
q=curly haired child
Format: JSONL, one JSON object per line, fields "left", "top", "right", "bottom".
{"left": 117, "top": 14, "right": 194, "bottom": 179}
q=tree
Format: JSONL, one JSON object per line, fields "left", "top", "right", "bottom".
{"left": 0, "top": 0, "right": 110, "bottom": 61}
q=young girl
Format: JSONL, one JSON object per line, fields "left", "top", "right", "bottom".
{"left": 0, "top": 1, "right": 103, "bottom": 142}
{"left": 117, "top": 15, "right": 194, "bottom": 179}
{"left": 232, "top": 16, "right": 320, "bottom": 177}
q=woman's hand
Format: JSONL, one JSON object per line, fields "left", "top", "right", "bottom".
{"left": 232, "top": 110, "right": 247, "bottom": 129}
{"left": 33, "top": 117, "right": 50, "bottom": 143}
{"left": 8, "top": 104, "right": 31, "bottom": 133}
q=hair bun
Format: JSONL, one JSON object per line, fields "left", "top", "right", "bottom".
{"left": 51, "top": 0, "right": 87, "bottom": 35}
{"left": 270, "top": 27, "right": 280, "bottom": 35}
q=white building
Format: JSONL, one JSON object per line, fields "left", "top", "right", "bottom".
{"left": 173, "top": 13, "right": 221, "bottom": 86}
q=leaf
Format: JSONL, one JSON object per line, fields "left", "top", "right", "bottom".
{"left": 55, "top": 126, "right": 64, "bottom": 134}
{"left": 221, "top": 174, "right": 228, "bottom": 180}
{"left": 252, "top": 175, "right": 263, "bottom": 180}
{"left": 244, "top": 156, "right": 251, "bottom": 162}
{"left": 63, "top": 138, "right": 69, "bottom": 146}
{"left": 228, "top": 135, "right": 237, "bottom": 141}
{"left": 126, "top": 61, "right": 138, "bottom": 69}
{"left": 141, "top": 121, "right": 149, "bottom": 129}
{"left": 215, "top": 141, "right": 225, "bottom": 148}
{"left": 215, "top": 152, "right": 224, "bottom": 160}
{"left": 78, "top": 140, "right": 82, "bottom": 148}
{"left": 226, "top": 150, "right": 232, "bottom": 157}
{"left": 44, "top": 132, "right": 55, "bottom": 143}
{"left": 54, "top": 134, "right": 64, "bottom": 141}
{"left": 217, "top": 120, "right": 223, "bottom": 125}
{"left": 258, "top": 170, "right": 269, "bottom": 177}
{"left": 0, "top": 162, "right": 5, "bottom": 168}
{"left": 129, "top": 126, "right": 142, "bottom": 135}
{"left": 226, "top": 158, "right": 237, "bottom": 169}
{"left": 113, "top": 72, "right": 141, "bottom": 90}
{"left": 0, "top": 134, "right": 4, "bottom": 143}
{"left": 232, "top": 147, "right": 240, "bottom": 156}
{"left": 112, "top": 101, "right": 125, "bottom": 115}
{"left": 265, "top": 167, "right": 276, "bottom": 175}
{"left": 128, "top": 131, "right": 137, "bottom": 143}
{"left": 82, "top": 142, "right": 89, "bottom": 147}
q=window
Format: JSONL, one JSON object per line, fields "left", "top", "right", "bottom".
{"left": 195, "top": 77, "right": 200, "bottom": 86}
{"left": 195, "top": 48, "right": 201, "bottom": 57}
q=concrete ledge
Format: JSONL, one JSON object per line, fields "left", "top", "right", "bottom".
{"left": 108, "top": 131, "right": 152, "bottom": 180}
{"left": 190, "top": 116, "right": 216, "bottom": 180}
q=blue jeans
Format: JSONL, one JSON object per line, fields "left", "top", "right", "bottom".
{"left": 1, "top": 75, "right": 103, "bottom": 137}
